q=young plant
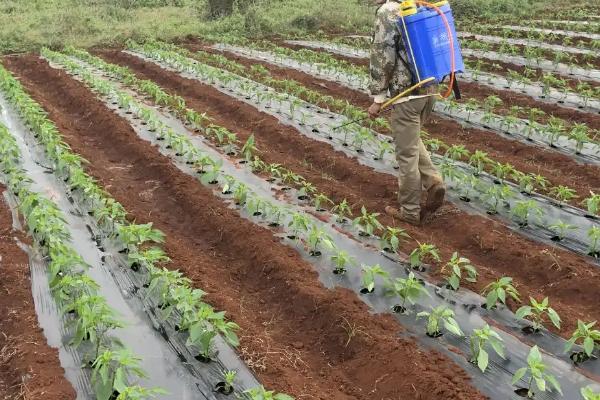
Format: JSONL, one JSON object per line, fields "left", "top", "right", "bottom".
{"left": 331, "top": 199, "right": 352, "bottom": 223}
{"left": 389, "top": 272, "right": 429, "bottom": 313}
{"left": 312, "top": 193, "right": 334, "bottom": 211}
{"left": 442, "top": 252, "right": 478, "bottom": 291}
{"left": 512, "top": 346, "right": 562, "bottom": 398}
{"left": 481, "top": 277, "right": 521, "bottom": 309}
{"left": 360, "top": 264, "right": 389, "bottom": 293}
{"left": 417, "top": 306, "right": 463, "bottom": 337}
{"left": 512, "top": 200, "right": 543, "bottom": 227}
{"left": 409, "top": 242, "right": 441, "bottom": 270}
{"left": 483, "top": 184, "right": 513, "bottom": 215}
{"left": 306, "top": 225, "right": 334, "bottom": 256}
{"left": 287, "top": 213, "right": 311, "bottom": 240}
{"left": 470, "top": 324, "right": 505, "bottom": 373}
{"left": 549, "top": 185, "right": 577, "bottom": 206}
{"left": 582, "top": 387, "right": 600, "bottom": 400}
{"left": 244, "top": 386, "right": 294, "bottom": 400}
{"left": 352, "top": 206, "right": 383, "bottom": 236}
{"left": 589, "top": 226, "right": 600, "bottom": 257}
{"left": 582, "top": 192, "right": 600, "bottom": 217}
{"left": 114, "top": 386, "right": 166, "bottom": 400}
{"left": 330, "top": 250, "right": 355, "bottom": 275}
{"left": 516, "top": 297, "right": 561, "bottom": 332}
{"left": 216, "top": 370, "right": 237, "bottom": 395}
{"left": 240, "top": 134, "right": 258, "bottom": 162}
{"left": 91, "top": 348, "right": 148, "bottom": 400}
{"left": 380, "top": 226, "right": 410, "bottom": 253}
{"left": 549, "top": 220, "right": 578, "bottom": 241}
{"left": 565, "top": 320, "right": 600, "bottom": 361}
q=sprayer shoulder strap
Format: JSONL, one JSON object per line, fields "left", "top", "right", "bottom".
{"left": 395, "top": 33, "right": 416, "bottom": 83}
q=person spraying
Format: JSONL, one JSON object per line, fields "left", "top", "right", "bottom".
{"left": 368, "top": 0, "right": 463, "bottom": 225}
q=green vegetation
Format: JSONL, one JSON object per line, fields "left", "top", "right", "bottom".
{"left": 0, "top": 0, "right": 373, "bottom": 54}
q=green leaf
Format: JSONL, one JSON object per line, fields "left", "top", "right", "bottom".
{"left": 448, "top": 275, "right": 460, "bottom": 291}
{"left": 584, "top": 336, "right": 595, "bottom": 357}
{"left": 545, "top": 374, "right": 562, "bottom": 395}
{"left": 547, "top": 308, "right": 561, "bottom": 329}
{"left": 512, "top": 367, "right": 527, "bottom": 385}
{"left": 477, "top": 348, "right": 489, "bottom": 372}
{"left": 486, "top": 291, "right": 498, "bottom": 309}
{"left": 274, "top": 394, "right": 295, "bottom": 400}
{"left": 444, "top": 318, "right": 463, "bottom": 337}
{"left": 515, "top": 306, "right": 530, "bottom": 319}
{"left": 535, "top": 377, "right": 546, "bottom": 392}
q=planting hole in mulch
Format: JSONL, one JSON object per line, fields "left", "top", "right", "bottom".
{"left": 360, "top": 287, "right": 374, "bottom": 294}
{"left": 550, "top": 235, "right": 562, "bottom": 242}
{"left": 194, "top": 354, "right": 211, "bottom": 363}
{"left": 392, "top": 305, "right": 407, "bottom": 314}
{"left": 214, "top": 382, "right": 234, "bottom": 395}
{"left": 459, "top": 196, "right": 471, "bottom": 202}
{"left": 514, "top": 388, "right": 530, "bottom": 397}
{"left": 309, "top": 250, "right": 322, "bottom": 257}
{"left": 332, "top": 268, "right": 346, "bottom": 275}
{"left": 570, "top": 351, "right": 595, "bottom": 364}
{"left": 426, "top": 331, "right": 443, "bottom": 338}
{"left": 521, "top": 326, "right": 539, "bottom": 335}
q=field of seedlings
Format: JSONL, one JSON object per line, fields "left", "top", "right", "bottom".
{"left": 1, "top": 1, "right": 600, "bottom": 400}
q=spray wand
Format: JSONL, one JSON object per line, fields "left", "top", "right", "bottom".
{"left": 333, "top": 76, "right": 437, "bottom": 130}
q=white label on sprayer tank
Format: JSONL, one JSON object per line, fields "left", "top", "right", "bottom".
{"left": 432, "top": 31, "right": 450, "bottom": 49}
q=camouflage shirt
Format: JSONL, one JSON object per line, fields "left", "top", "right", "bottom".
{"left": 369, "top": 0, "right": 414, "bottom": 103}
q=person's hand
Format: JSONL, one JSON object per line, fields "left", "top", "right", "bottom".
{"left": 368, "top": 102, "right": 383, "bottom": 118}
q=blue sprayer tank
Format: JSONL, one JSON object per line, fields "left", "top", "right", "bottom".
{"left": 397, "top": 0, "right": 464, "bottom": 84}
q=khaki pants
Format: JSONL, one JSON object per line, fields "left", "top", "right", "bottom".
{"left": 390, "top": 96, "right": 442, "bottom": 217}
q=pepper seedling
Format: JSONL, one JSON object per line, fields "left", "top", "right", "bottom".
{"left": 113, "top": 385, "right": 166, "bottom": 400}
{"left": 511, "top": 200, "right": 543, "bottom": 227}
{"left": 244, "top": 385, "right": 295, "bottom": 400}
{"left": 549, "top": 185, "right": 578, "bottom": 207}
{"left": 409, "top": 242, "right": 440, "bottom": 271}
{"left": 582, "top": 191, "right": 600, "bottom": 217}
{"left": 388, "top": 272, "right": 429, "bottom": 314}
{"left": 360, "top": 264, "right": 389, "bottom": 293}
{"left": 481, "top": 277, "right": 521, "bottom": 310}
{"left": 352, "top": 206, "right": 383, "bottom": 237}
{"left": 470, "top": 323, "right": 505, "bottom": 373}
{"left": 380, "top": 226, "right": 410, "bottom": 253}
{"left": 581, "top": 386, "right": 600, "bottom": 400}
{"left": 516, "top": 297, "right": 561, "bottom": 332}
{"left": 442, "top": 252, "right": 478, "bottom": 291}
{"left": 331, "top": 199, "right": 352, "bottom": 223}
{"left": 330, "top": 250, "right": 355, "bottom": 275}
{"left": 512, "top": 345, "right": 562, "bottom": 398}
{"left": 549, "top": 220, "right": 578, "bottom": 241}
{"left": 91, "top": 348, "right": 148, "bottom": 400}
{"left": 565, "top": 320, "right": 600, "bottom": 361}
{"left": 417, "top": 306, "right": 463, "bottom": 337}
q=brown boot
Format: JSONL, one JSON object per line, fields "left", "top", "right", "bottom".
{"left": 421, "top": 182, "right": 445, "bottom": 220}
{"left": 385, "top": 206, "right": 420, "bottom": 226}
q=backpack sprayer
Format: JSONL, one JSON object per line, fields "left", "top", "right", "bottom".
{"left": 335, "top": 0, "right": 464, "bottom": 130}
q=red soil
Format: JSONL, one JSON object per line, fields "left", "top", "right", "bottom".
{"left": 0, "top": 190, "right": 76, "bottom": 400}
{"left": 195, "top": 45, "right": 600, "bottom": 204}
{"left": 278, "top": 40, "right": 600, "bottom": 131}
{"left": 91, "top": 49, "right": 600, "bottom": 340}
{"left": 2, "top": 54, "right": 486, "bottom": 400}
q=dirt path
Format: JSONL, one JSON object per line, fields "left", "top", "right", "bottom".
{"left": 190, "top": 46, "right": 600, "bottom": 208}
{"left": 93, "top": 50, "right": 600, "bottom": 339}
{"left": 0, "top": 189, "right": 75, "bottom": 400}
{"left": 3, "top": 55, "right": 486, "bottom": 400}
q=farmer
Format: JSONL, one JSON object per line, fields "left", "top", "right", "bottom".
{"left": 368, "top": 0, "right": 445, "bottom": 226}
